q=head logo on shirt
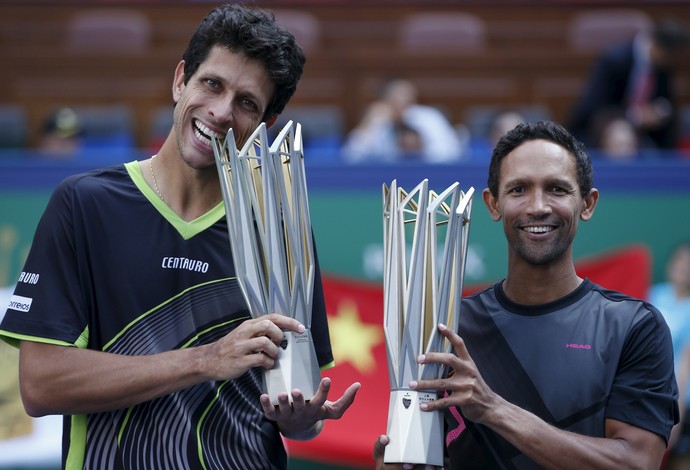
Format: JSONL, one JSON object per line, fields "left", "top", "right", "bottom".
{"left": 565, "top": 343, "right": 592, "bottom": 350}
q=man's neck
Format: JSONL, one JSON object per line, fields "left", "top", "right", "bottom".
{"left": 503, "top": 264, "right": 582, "bottom": 305}
{"left": 147, "top": 148, "right": 223, "bottom": 222}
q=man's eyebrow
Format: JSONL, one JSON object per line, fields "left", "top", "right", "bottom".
{"left": 547, "top": 177, "right": 577, "bottom": 188}
{"left": 502, "top": 177, "right": 527, "bottom": 187}
{"left": 203, "top": 71, "right": 224, "bottom": 83}
{"left": 502, "top": 176, "right": 576, "bottom": 188}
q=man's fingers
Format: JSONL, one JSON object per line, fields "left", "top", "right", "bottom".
{"left": 237, "top": 315, "right": 303, "bottom": 346}
{"left": 245, "top": 335, "right": 280, "bottom": 358}
{"left": 244, "top": 316, "right": 287, "bottom": 344}
{"left": 303, "top": 377, "right": 330, "bottom": 409}
{"left": 263, "top": 313, "right": 305, "bottom": 335}
{"left": 260, "top": 394, "right": 277, "bottom": 419}
{"left": 338, "top": 381, "right": 361, "bottom": 409}
{"left": 276, "top": 392, "right": 292, "bottom": 414}
{"left": 324, "top": 381, "right": 361, "bottom": 419}
{"left": 437, "top": 323, "right": 470, "bottom": 358}
{"left": 373, "top": 434, "right": 389, "bottom": 459}
{"left": 290, "top": 389, "right": 306, "bottom": 413}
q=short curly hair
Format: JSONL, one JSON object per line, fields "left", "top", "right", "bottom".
{"left": 181, "top": 4, "right": 305, "bottom": 121}
{"left": 487, "top": 121, "right": 594, "bottom": 198}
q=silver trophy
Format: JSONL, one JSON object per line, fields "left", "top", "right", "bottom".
{"left": 212, "top": 121, "right": 321, "bottom": 405}
{"left": 382, "top": 179, "right": 474, "bottom": 466}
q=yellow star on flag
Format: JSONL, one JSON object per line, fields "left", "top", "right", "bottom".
{"left": 328, "top": 299, "right": 383, "bottom": 375}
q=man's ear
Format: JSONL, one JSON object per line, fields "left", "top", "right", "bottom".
{"left": 580, "top": 188, "right": 599, "bottom": 221}
{"left": 265, "top": 114, "right": 279, "bottom": 128}
{"left": 482, "top": 188, "right": 502, "bottom": 221}
{"left": 172, "top": 60, "right": 186, "bottom": 103}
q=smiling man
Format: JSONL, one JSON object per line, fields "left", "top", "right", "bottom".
{"left": 374, "top": 121, "right": 678, "bottom": 469}
{"left": 0, "top": 5, "right": 359, "bottom": 470}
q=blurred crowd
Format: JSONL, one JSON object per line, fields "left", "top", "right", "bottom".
{"left": 1, "top": 16, "right": 689, "bottom": 165}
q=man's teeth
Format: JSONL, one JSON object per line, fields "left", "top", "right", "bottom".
{"left": 194, "top": 120, "right": 220, "bottom": 145}
{"left": 524, "top": 226, "right": 553, "bottom": 233}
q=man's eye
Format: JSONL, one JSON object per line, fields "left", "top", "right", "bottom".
{"left": 242, "top": 99, "right": 258, "bottom": 110}
{"left": 206, "top": 79, "right": 220, "bottom": 89}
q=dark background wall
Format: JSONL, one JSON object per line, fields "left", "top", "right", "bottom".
{"left": 2, "top": 1, "right": 690, "bottom": 150}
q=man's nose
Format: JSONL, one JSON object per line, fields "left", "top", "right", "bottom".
{"left": 209, "top": 94, "right": 234, "bottom": 122}
{"left": 526, "top": 190, "right": 552, "bottom": 216}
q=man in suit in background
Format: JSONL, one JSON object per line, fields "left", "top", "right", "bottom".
{"left": 568, "top": 17, "right": 689, "bottom": 153}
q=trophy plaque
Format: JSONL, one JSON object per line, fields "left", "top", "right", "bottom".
{"left": 382, "top": 179, "right": 474, "bottom": 465}
{"left": 212, "top": 121, "right": 321, "bottom": 405}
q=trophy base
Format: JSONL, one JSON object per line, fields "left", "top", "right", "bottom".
{"left": 384, "top": 389, "right": 444, "bottom": 466}
{"left": 263, "top": 329, "right": 322, "bottom": 405}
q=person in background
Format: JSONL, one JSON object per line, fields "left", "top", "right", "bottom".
{"left": 395, "top": 120, "right": 424, "bottom": 159}
{"left": 37, "top": 107, "right": 83, "bottom": 158}
{"left": 588, "top": 108, "right": 641, "bottom": 161}
{"left": 464, "top": 108, "right": 527, "bottom": 162}
{"left": 0, "top": 5, "right": 359, "bottom": 469}
{"left": 373, "top": 121, "right": 678, "bottom": 469}
{"left": 487, "top": 110, "right": 526, "bottom": 149}
{"left": 568, "top": 17, "right": 689, "bottom": 153}
{"left": 342, "top": 78, "right": 463, "bottom": 163}
{"left": 649, "top": 241, "right": 690, "bottom": 470}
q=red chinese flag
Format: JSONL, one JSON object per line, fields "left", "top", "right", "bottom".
{"left": 287, "top": 275, "right": 388, "bottom": 466}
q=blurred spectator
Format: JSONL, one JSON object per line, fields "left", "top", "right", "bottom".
{"left": 341, "top": 78, "right": 463, "bottom": 163}
{"left": 589, "top": 108, "right": 640, "bottom": 161}
{"left": 394, "top": 120, "right": 424, "bottom": 160}
{"left": 488, "top": 109, "right": 526, "bottom": 148}
{"left": 568, "top": 17, "right": 690, "bottom": 152}
{"left": 37, "top": 107, "right": 83, "bottom": 158}
{"left": 465, "top": 108, "right": 527, "bottom": 161}
{"left": 648, "top": 241, "right": 690, "bottom": 469}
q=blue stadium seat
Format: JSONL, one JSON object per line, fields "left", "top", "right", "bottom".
{"left": 270, "top": 105, "right": 346, "bottom": 162}
{"left": 73, "top": 105, "right": 135, "bottom": 151}
{"left": 0, "top": 105, "right": 28, "bottom": 149}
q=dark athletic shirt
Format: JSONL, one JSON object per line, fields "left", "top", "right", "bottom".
{"left": 0, "top": 162, "right": 334, "bottom": 469}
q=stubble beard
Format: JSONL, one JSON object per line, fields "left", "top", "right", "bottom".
{"left": 512, "top": 230, "right": 576, "bottom": 267}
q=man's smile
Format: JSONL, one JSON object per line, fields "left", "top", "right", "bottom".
{"left": 193, "top": 119, "right": 222, "bottom": 146}
{"left": 522, "top": 225, "right": 556, "bottom": 234}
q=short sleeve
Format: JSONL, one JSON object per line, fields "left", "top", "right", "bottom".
{"left": 606, "top": 304, "right": 679, "bottom": 442}
{"left": 0, "top": 177, "right": 89, "bottom": 348}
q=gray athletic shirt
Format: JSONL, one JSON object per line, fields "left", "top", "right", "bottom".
{"left": 445, "top": 279, "right": 679, "bottom": 469}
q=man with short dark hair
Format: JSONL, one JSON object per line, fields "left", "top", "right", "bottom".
{"left": 0, "top": 5, "right": 359, "bottom": 469}
{"left": 374, "top": 121, "right": 678, "bottom": 469}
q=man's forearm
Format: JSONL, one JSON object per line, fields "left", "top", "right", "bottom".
{"left": 481, "top": 395, "right": 665, "bottom": 470}
{"left": 19, "top": 341, "right": 210, "bottom": 416}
